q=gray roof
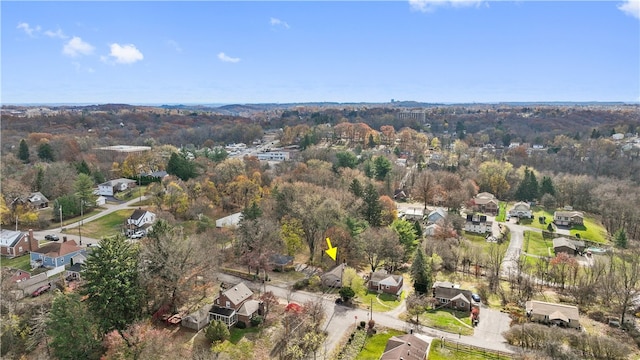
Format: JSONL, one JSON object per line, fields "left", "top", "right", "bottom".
{"left": 380, "top": 334, "right": 429, "bottom": 360}
{"left": 434, "top": 283, "right": 472, "bottom": 303}
{"left": 223, "top": 282, "right": 253, "bottom": 306}
{"left": 237, "top": 299, "right": 261, "bottom": 317}
{"left": 553, "top": 237, "right": 585, "bottom": 250}
{"left": 0, "top": 229, "right": 24, "bottom": 248}
{"left": 525, "top": 300, "right": 580, "bottom": 322}
{"left": 554, "top": 211, "right": 584, "bottom": 218}
{"left": 370, "top": 271, "right": 403, "bottom": 287}
{"left": 215, "top": 212, "right": 243, "bottom": 228}
{"left": 28, "top": 192, "right": 49, "bottom": 206}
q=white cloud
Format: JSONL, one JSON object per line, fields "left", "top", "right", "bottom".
{"left": 72, "top": 62, "right": 95, "bottom": 73}
{"left": 218, "top": 52, "right": 240, "bottom": 63}
{"left": 167, "top": 40, "right": 182, "bottom": 52}
{"left": 618, "top": 0, "right": 640, "bottom": 19}
{"left": 409, "top": 0, "right": 483, "bottom": 13}
{"left": 17, "top": 22, "right": 41, "bottom": 37}
{"left": 108, "top": 43, "right": 144, "bottom": 64}
{"left": 270, "top": 17, "right": 290, "bottom": 29}
{"left": 63, "top": 36, "right": 95, "bottom": 57}
{"left": 44, "top": 28, "right": 68, "bottom": 39}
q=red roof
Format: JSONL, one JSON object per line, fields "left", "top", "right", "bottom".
{"left": 285, "top": 302, "right": 302, "bottom": 313}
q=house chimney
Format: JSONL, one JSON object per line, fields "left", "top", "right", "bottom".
{"left": 28, "top": 229, "right": 39, "bottom": 251}
{"left": 63, "top": 236, "right": 67, "bottom": 243}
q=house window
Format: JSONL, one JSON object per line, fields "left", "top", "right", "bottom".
{"left": 60, "top": 258, "right": 64, "bottom": 263}
{"left": 459, "top": 302, "right": 465, "bottom": 308}
{"left": 18, "top": 246, "right": 23, "bottom": 253}
{"left": 386, "top": 285, "right": 390, "bottom": 289}
{"left": 440, "top": 298, "right": 447, "bottom": 303}
{"left": 225, "top": 301, "right": 230, "bottom": 308}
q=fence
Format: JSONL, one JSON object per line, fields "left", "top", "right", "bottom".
{"left": 437, "top": 338, "right": 514, "bottom": 359}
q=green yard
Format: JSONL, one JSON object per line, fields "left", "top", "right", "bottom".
{"left": 358, "top": 290, "right": 405, "bottom": 312}
{"left": 419, "top": 309, "right": 473, "bottom": 336}
{"left": 355, "top": 329, "right": 405, "bottom": 360}
{"left": 570, "top": 218, "right": 608, "bottom": 243}
{"left": 522, "top": 231, "right": 551, "bottom": 257}
{"left": 65, "top": 209, "right": 132, "bottom": 239}
{"left": 495, "top": 202, "right": 507, "bottom": 222}
{"left": 1, "top": 254, "right": 32, "bottom": 271}
{"left": 429, "top": 339, "right": 511, "bottom": 360}
{"left": 229, "top": 326, "right": 261, "bottom": 344}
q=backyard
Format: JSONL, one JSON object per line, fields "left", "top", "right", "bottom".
{"left": 354, "top": 328, "right": 405, "bottom": 360}
{"left": 428, "top": 339, "right": 511, "bottom": 360}
{"left": 403, "top": 308, "right": 474, "bottom": 336}
{"left": 64, "top": 209, "right": 132, "bottom": 239}
{"left": 522, "top": 230, "right": 552, "bottom": 257}
{"left": 357, "top": 290, "right": 405, "bottom": 312}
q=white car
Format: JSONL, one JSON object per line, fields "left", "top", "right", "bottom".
{"left": 130, "top": 231, "right": 145, "bottom": 239}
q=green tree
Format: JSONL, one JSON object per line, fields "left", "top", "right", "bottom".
{"left": 18, "top": 139, "right": 29, "bottom": 163}
{"left": 281, "top": 217, "right": 304, "bottom": 256}
{"left": 410, "top": 247, "right": 432, "bottom": 294}
{"left": 47, "top": 292, "right": 102, "bottom": 360}
{"left": 34, "top": 166, "right": 44, "bottom": 192}
{"left": 54, "top": 196, "right": 80, "bottom": 221}
{"left": 75, "top": 159, "right": 91, "bottom": 175}
{"left": 74, "top": 173, "right": 97, "bottom": 209}
{"left": 361, "top": 183, "right": 382, "bottom": 227}
{"left": 515, "top": 167, "right": 539, "bottom": 202}
{"left": 37, "top": 142, "right": 55, "bottom": 162}
{"left": 614, "top": 228, "right": 627, "bottom": 248}
{"left": 204, "top": 320, "right": 230, "bottom": 344}
{"left": 338, "top": 287, "right": 356, "bottom": 302}
{"left": 373, "top": 156, "right": 392, "bottom": 181}
{"left": 81, "top": 235, "right": 143, "bottom": 333}
{"left": 166, "top": 152, "right": 197, "bottom": 181}
{"left": 335, "top": 151, "right": 358, "bottom": 169}
{"left": 349, "top": 178, "right": 363, "bottom": 198}
{"left": 242, "top": 200, "right": 262, "bottom": 220}
{"left": 539, "top": 176, "right": 555, "bottom": 197}
{"left": 390, "top": 218, "right": 418, "bottom": 255}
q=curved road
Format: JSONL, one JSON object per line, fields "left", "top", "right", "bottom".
{"left": 33, "top": 196, "right": 148, "bottom": 247}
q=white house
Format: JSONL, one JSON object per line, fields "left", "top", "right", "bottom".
{"left": 508, "top": 202, "right": 532, "bottom": 218}
{"left": 95, "top": 196, "right": 106, "bottom": 206}
{"left": 257, "top": 151, "right": 290, "bottom": 161}
{"left": 97, "top": 178, "right": 137, "bottom": 196}
{"left": 464, "top": 214, "right": 493, "bottom": 234}
{"left": 426, "top": 208, "right": 447, "bottom": 224}
{"left": 126, "top": 209, "right": 156, "bottom": 229}
{"left": 215, "top": 212, "right": 243, "bottom": 228}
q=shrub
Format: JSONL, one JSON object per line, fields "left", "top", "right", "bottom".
{"left": 293, "top": 278, "right": 309, "bottom": 290}
{"left": 250, "top": 315, "right": 263, "bottom": 327}
{"left": 236, "top": 321, "right": 246, "bottom": 329}
{"left": 204, "top": 320, "right": 230, "bottom": 344}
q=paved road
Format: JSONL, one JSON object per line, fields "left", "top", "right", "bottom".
{"left": 217, "top": 272, "right": 516, "bottom": 359}
{"left": 33, "top": 196, "right": 148, "bottom": 247}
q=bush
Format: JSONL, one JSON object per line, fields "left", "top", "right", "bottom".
{"left": 587, "top": 310, "right": 606, "bottom": 323}
{"left": 236, "top": 321, "right": 246, "bottom": 329}
{"left": 293, "top": 278, "right": 309, "bottom": 290}
{"left": 339, "top": 287, "right": 355, "bottom": 301}
{"left": 204, "top": 320, "right": 230, "bottom": 344}
{"left": 250, "top": 315, "right": 263, "bottom": 327}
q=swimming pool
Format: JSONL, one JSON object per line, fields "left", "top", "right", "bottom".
{"left": 585, "top": 247, "right": 606, "bottom": 254}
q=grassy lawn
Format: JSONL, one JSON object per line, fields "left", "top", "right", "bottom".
{"left": 1, "top": 254, "right": 32, "bottom": 271}
{"left": 229, "top": 326, "right": 260, "bottom": 344}
{"left": 429, "top": 339, "right": 511, "bottom": 360}
{"left": 358, "top": 290, "right": 404, "bottom": 312}
{"left": 420, "top": 309, "right": 473, "bottom": 336}
{"left": 526, "top": 208, "right": 555, "bottom": 231}
{"left": 66, "top": 209, "right": 131, "bottom": 239}
{"left": 355, "top": 329, "right": 405, "bottom": 360}
{"left": 495, "top": 202, "right": 507, "bottom": 222}
{"left": 570, "top": 218, "right": 608, "bottom": 243}
{"left": 523, "top": 230, "right": 551, "bottom": 257}
{"left": 114, "top": 185, "right": 147, "bottom": 201}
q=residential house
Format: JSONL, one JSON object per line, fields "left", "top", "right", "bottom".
{"left": 15, "top": 273, "right": 49, "bottom": 300}
{"left": 257, "top": 151, "right": 290, "bottom": 161}
{"left": 1, "top": 229, "right": 39, "bottom": 258}
{"left": 553, "top": 237, "right": 586, "bottom": 256}
{"left": 525, "top": 300, "right": 580, "bottom": 329}
{"left": 27, "top": 192, "right": 49, "bottom": 209}
{"left": 97, "top": 178, "right": 137, "bottom": 196}
{"left": 126, "top": 208, "right": 156, "bottom": 234}
{"left": 423, "top": 223, "right": 439, "bottom": 237}
{"left": 210, "top": 282, "right": 262, "bottom": 328}
{"left": 95, "top": 196, "right": 107, "bottom": 206}
{"left": 182, "top": 304, "right": 213, "bottom": 331}
{"left": 146, "top": 170, "right": 168, "bottom": 179}
{"left": 270, "top": 254, "right": 294, "bottom": 272}
{"left": 30, "top": 239, "right": 86, "bottom": 269}
{"left": 508, "top": 202, "right": 532, "bottom": 219}
{"left": 321, "top": 263, "right": 346, "bottom": 288}
{"left": 432, "top": 281, "right": 475, "bottom": 312}
{"left": 65, "top": 253, "right": 86, "bottom": 281}
{"left": 426, "top": 208, "right": 447, "bottom": 224}
{"left": 401, "top": 207, "right": 424, "bottom": 222}
{"left": 393, "top": 189, "right": 408, "bottom": 201}
{"left": 215, "top": 212, "right": 243, "bottom": 228}
{"left": 464, "top": 214, "right": 493, "bottom": 234}
{"left": 380, "top": 334, "right": 430, "bottom": 360}
{"left": 553, "top": 211, "right": 584, "bottom": 227}
{"left": 473, "top": 192, "right": 499, "bottom": 215}
{"left": 368, "top": 271, "right": 404, "bottom": 296}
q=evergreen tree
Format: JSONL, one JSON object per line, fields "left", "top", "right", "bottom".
{"left": 204, "top": 320, "right": 230, "bottom": 344}
{"left": 349, "top": 178, "right": 363, "bottom": 198}
{"left": 18, "top": 139, "right": 30, "bottom": 163}
{"left": 242, "top": 200, "right": 262, "bottom": 220}
{"left": 539, "top": 176, "right": 555, "bottom": 197}
{"left": 410, "top": 247, "right": 432, "bottom": 294}
{"left": 81, "top": 236, "right": 144, "bottom": 333}
{"left": 74, "top": 173, "right": 97, "bottom": 209}
{"left": 373, "top": 156, "right": 392, "bottom": 181}
{"left": 75, "top": 159, "right": 91, "bottom": 175}
{"left": 336, "top": 151, "right": 358, "bottom": 169}
{"left": 37, "top": 142, "right": 54, "bottom": 162}
{"left": 413, "top": 220, "right": 423, "bottom": 238}
{"left": 166, "top": 152, "right": 197, "bottom": 181}
{"left": 34, "top": 167, "right": 44, "bottom": 192}
{"left": 515, "top": 167, "right": 539, "bottom": 202}
{"left": 614, "top": 228, "right": 628, "bottom": 248}
{"left": 361, "top": 183, "right": 382, "bottom": 227}
{"left": 47, "top": 292, "right": 102, "bottom": 360}
{"left": 390, "top": 218, "right": 418, "bottom": 255}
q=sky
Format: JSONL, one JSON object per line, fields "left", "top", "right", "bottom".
{"left": 2, "top": 1, "right": 639, "bottom": 104}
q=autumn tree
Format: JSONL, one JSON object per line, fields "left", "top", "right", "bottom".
{"left": 549, "top": 252, "right": 578, "bottom": 291}
{"left": 236, "top": 217, "right": 280, "bottom": 275}
{"left": 358, "top": 227, "right": 401, "bottom": 272}
{"left": 102, "top": 321, "right": 180, "bottom": 360}
{"left": 412, "top": 171, "right": 436, "bottom": 210}
{"left": 281, "top": 216, "right": 304, "bottom": 256}
{"left": 477, "top": 160, "right": 513, "bottom": 199}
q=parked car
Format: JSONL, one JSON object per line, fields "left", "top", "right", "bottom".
{"left": 45, "top": 234, "right": 60, "bottom": 241}
{"left": 32, "top": 284, "right": 51, "bottom": 297}
{"left": 130, "top": 231, "right": 145, "bottom": 239}
{"left": 471, "top": 293, "right": 481, "bottom": 303}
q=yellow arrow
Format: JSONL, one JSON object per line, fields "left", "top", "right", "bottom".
{"left": 325, "top": 237, "right": 337, "bottom": 261}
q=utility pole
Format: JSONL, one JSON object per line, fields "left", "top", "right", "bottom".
{"left": 59, "top": 205, "right": 63, "bottom": 232}
{"left": 79, "top": 200, "right": 83, "bottom": 245}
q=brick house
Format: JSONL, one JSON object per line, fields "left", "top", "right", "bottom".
{"left": 0, "top": 229, "right": 39, "bottom": 258}
{"left": 368, "top": 271, "right": 404, "bottom": 296}
{"left": 473, "top": 192, "right": 499, "bottom": 215}
{"left": 209, "top": 282, "right": 262, "bottom": 328}
{"left": 432, "top": 281, "right": 475, "bottom": 313}
{"left": 553, "top": 211, "right": 584, "bottom": 227}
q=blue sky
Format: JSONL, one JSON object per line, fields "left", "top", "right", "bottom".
{"left": 2, "top": 1, "right": 639, "bottom": 104}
